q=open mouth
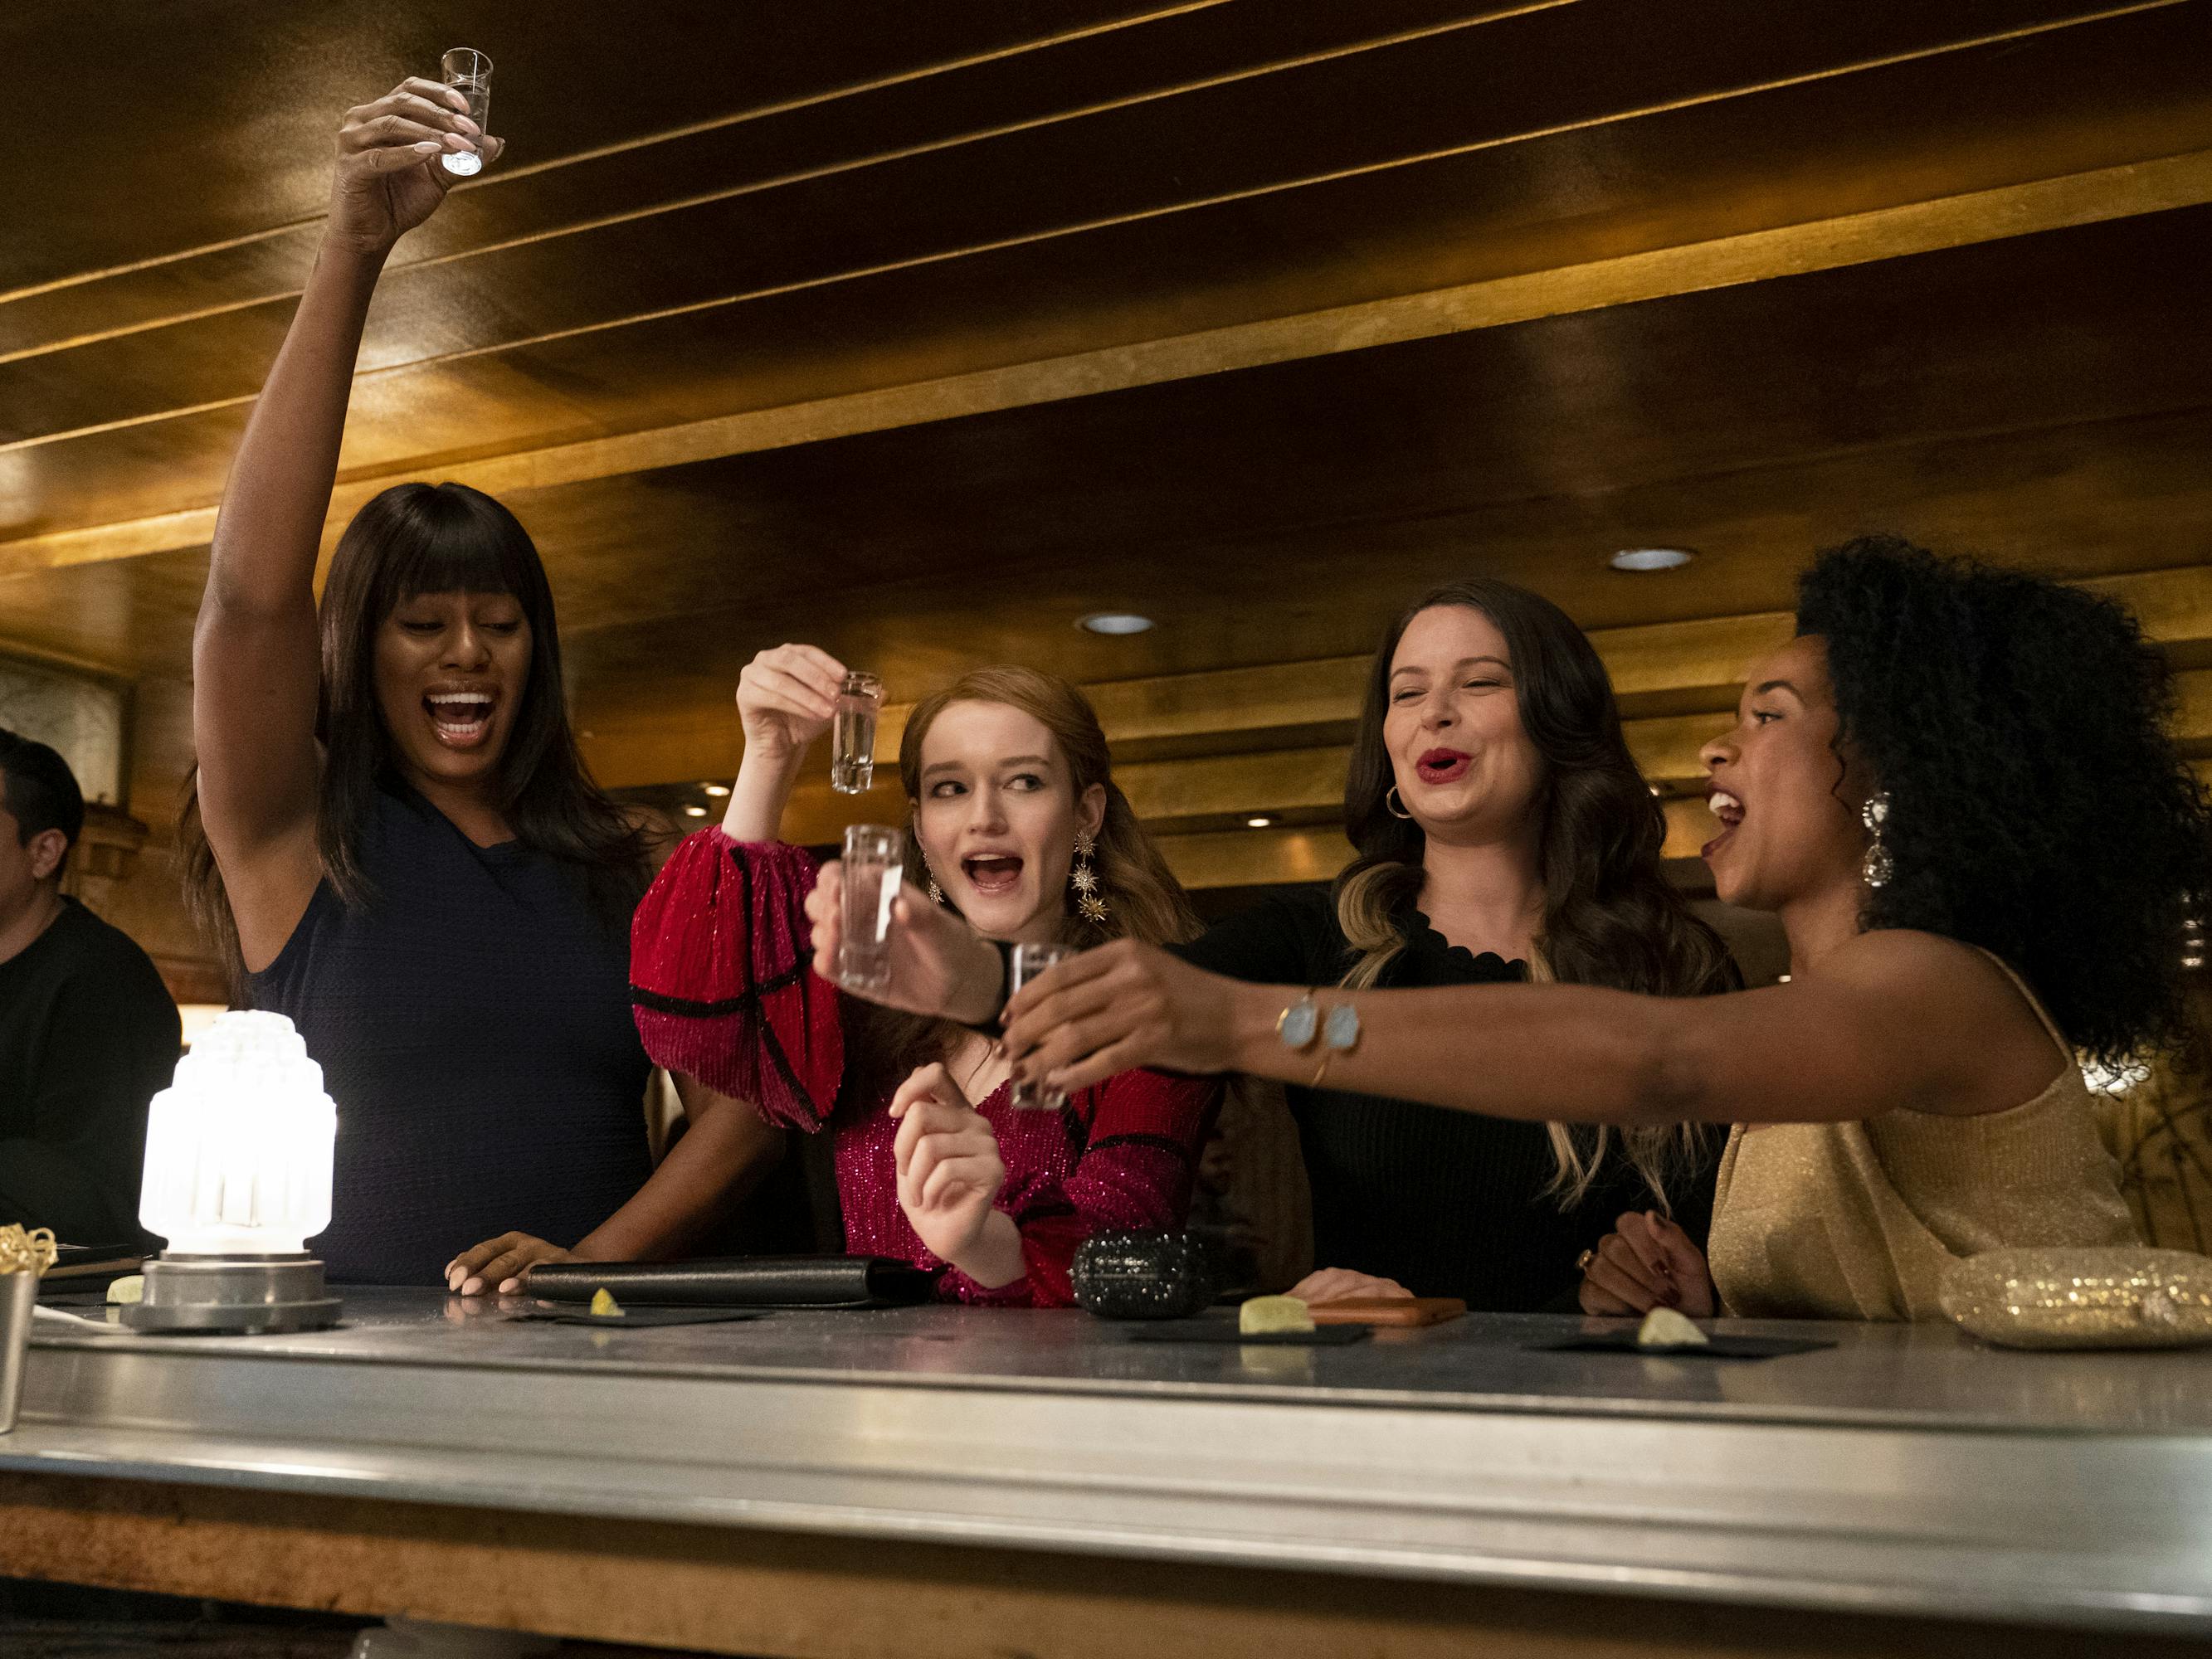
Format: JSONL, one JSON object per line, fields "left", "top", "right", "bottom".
{"left": 425, "top": 689, "right": 498, "bottom": 750}
{"left": 961, "top": 854, "right": 1025, "bottom": 897}
{"left": 1702, "top": 789, "right": 1745, "bottom": 860}
{"left": 1415, "top": 748, "right": 1473, "bottom": 786}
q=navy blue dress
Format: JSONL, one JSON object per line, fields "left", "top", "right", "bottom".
{"left": 250, "top": 786, "right": 652, "bottom": 1284}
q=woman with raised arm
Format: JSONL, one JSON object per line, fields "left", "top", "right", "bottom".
{"left": 804, "top": 581, "right": 1741, "bottom": 1311}
{"left": 903, "top": 539, "right": 2204, "bottom": 1321}
{"left": 627, "top": 654, "right": 1218, "bottom": 1305}
{"left": 183, "top": 87, "right": 779, "bottom": 1289}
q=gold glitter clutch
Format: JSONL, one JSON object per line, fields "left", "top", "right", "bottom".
{"left": 1940, "top": 1248, "right": 2212, "bottom": 1350}
{"left": 0, "top": 1225, "right": 57, "bottom": 1278}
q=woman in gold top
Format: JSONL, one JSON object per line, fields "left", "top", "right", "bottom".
{"left": 821, "top": 538, "right": 2210, "bottom": 1321}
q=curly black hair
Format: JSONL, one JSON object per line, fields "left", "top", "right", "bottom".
{"left": 1796, "top": 536, "right": 2211, "bottom": 1063}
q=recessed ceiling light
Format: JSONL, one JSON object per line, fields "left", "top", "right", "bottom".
{"left": 683, "top": 805, "right": 707, "bottom": 817}
{"left": 1246, "top": 815, "right": 1275, "bottom": 829}
{"left": 1078, "top": 612, "right": 1155, "bottom": 635}
{"left": 1610, "top": 547, "right": 1696, "bottom": 573}
{"left": 702, "top": 783, "right": 730, "bottom": 797}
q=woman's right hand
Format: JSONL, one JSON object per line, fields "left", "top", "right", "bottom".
{"left": 804, "top": 863, "right": 1003, "bottom": 1022}
{"left": 1576, "top": 1209, "right": 1717, "bottom": 1317}
{"left": 329, "top": 80, "right": 500, "bottom": 258}
{"left": 737, "top": 645, "right": 846, "bottom": 762}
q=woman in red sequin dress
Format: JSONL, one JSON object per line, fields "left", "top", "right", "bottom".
{"left": 630, "top": 649, "right": 1220, "bottom": 1305}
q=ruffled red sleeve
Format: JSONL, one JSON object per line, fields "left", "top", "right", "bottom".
{"left": 942, "top": 1068, "right": 1223, "bottom": 1307}
{"left": 630, "top": 830, "right": 844, "bottom": 1131}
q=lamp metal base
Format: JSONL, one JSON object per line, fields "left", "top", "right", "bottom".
{"left": 121, "top": 1253, "right": 342, "bottom": 1334}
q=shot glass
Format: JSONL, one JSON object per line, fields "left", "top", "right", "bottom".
{"left": 837, "top": 825, "right": 903, "bottom": 993}
{"left": 1006, "top": 941, "right": 1077, "bottom": 1109}
{"left": 439, "top": 49, "right": 493, "bottom": 177}
{"left": 831, "top": 672, "right": 884, "bottom": 795}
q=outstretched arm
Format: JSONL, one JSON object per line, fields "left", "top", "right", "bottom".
{"left": 192, "top": 83, "right": 494, "bottom": 971}
{"left": 995, "top": 930, "right": 2064, "bottom": 1128}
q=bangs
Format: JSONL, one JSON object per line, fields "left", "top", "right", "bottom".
{"left": 374, "top": 484, "right": 543, "bottom": 611}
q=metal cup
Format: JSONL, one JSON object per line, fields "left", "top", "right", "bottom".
{"left": 0, "top": 1272, "right": 36, "bottom": 1434}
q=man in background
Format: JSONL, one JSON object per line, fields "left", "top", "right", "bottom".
{"left": 0, "top": 728, "right": 179, "bottom": 1245}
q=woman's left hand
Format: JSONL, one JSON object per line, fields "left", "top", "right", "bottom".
{"left": 890, "top": 1063, "right": 1009, "bottom": 1267}
{"left": 446, "top": 1233, "right": 573, "bottom": 1296}
{"left": 1001, "top": 938, "right": 1242, "bottom": 1094}
{"left": 1576, "top": 1210, "right": 1717, "bottom": 1317}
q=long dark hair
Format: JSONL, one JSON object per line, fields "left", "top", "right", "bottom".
{"left": 845, "top": 664, "right": 1203, "bottom": 1102}
{"left": 183, "top": 483, "right": 650, "bottom": 990}
{"left": 1799, "top": 536, "right": 2212, "bottom": 1063}
{"left": 1334, "top": 577, "right": 1738, "bottom": 1204}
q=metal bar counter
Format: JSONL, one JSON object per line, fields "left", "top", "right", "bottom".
{"left": 4, "top": 1290, "right": 2211, "bottom": 1657}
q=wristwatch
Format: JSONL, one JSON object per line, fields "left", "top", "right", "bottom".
{"left": 1277, "top": 990, "right": 1361, "bottom": 1087}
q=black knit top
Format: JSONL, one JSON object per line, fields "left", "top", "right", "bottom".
{"left": 249, "top": 784, "right": 652, "bottom": 1284}
{"left": 1175, "top": 886, "right": 1714, "bottom": 1311}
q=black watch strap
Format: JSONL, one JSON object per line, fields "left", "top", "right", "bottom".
{"left": 957, "top": 938, "right": 1018, "bottom": 1039}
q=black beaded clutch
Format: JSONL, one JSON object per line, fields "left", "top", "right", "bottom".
{"left": 1069, "top": 1229, "right": 1217, "bottom": 1320}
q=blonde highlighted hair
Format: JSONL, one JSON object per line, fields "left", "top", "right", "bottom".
{"left": 1335, "top": 579, "right": 1739, "bottom": 1209}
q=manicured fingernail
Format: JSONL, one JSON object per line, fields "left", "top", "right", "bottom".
{"left": 457, "top": 116, "right": 481, "bottom": 135}
{"left": 499, "top": 1278, "right": 519, "bottom": 1294}
{"left": 461, "top": 1277, "right": 482, "bottom": 1296}
{"left": 413, "top": 141, "right": 439, "bottom": 152}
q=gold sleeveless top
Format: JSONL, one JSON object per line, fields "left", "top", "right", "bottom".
{"left": 1707, "top": 952, "right": 2139, "bottom": 1321}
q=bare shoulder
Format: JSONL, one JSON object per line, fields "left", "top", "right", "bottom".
{"left": 1821, "top": 928, "right": 2063, "bottom": 1109}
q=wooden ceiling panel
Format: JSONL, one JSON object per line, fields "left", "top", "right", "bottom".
{"left": 1, "top": 0, "right": 1201, "bottom": 295}
{"left": 7, "top": 0, "right": 2200, "bottom": 528}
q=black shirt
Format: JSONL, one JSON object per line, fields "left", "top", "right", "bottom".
{"left": 249, "top": 785, "right": 653, "bottom": 1285}
{"left": 0, "top": 896, "right": 181, "bottom": 1244}
{"left": 1175, "top": 886, "right": 1714, "bottom": 1311}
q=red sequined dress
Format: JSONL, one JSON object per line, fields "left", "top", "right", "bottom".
{"left": 630, "top": 830, "right": 1220, "bottom": 1305}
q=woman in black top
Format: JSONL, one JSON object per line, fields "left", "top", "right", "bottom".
{"left": 179, "top": 87, "right": 778, "bottom": 1287}
{"left": 807, "top": 578, "right": 1738, "bottom": 1310}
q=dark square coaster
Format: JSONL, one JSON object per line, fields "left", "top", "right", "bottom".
{"left": 510, "top": 1306, "right": 764, "bottom": 1329}
{"left": 1528, "top": 1332, "right": 1834, "bottom": 1360}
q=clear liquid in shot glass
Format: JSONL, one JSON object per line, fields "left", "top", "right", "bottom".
{"left": 837, "top": 825, "right": 902, "bottom": 993}
{"left": 1006, "top": 941, "right": 1077, "bottom": 1109}
{"left": 831, "top": 671, "right": 884, "bottom": 795}
{"left": 440, "top": 48, "right": 492, "bottom": 177}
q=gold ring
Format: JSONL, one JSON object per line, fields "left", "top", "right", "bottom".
{"left": 1575, "top": 1248, "right": 1596, "bottom": 1273}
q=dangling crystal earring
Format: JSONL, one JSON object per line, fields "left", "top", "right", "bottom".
{"left": 1386, "top": 786, "right": 1414, "bottom": 820}
{"left": 927, "top": 875, "right": 946, "bottom": 906}
{"left": 1861, "top": 791, "right": 1893, "bottom": 888}
{"left": 1070, "top": 830, "right": 1108, "bottom": 924}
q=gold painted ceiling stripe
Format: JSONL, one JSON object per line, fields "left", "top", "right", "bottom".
{"left": 8, "top": 142, "right": 2205, "bottom": 582}
{"left": 0, "top": 1, "right": 2167, "bottom": 375}
{"left": 0, "top": 0, "right": 1235, "bottom": 312}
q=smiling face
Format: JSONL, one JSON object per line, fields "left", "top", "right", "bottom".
{"left": 911, "top": 699, "right": 1106, "bottom": 942}
{"left": 372, "top": 589, "right": 533, "bottom": 792}
{"left": 1382, "top": 605, "right": 1546, "bottom": 846}
{"left": 1699, "top": 634, "right": 1872, "bottom": 913}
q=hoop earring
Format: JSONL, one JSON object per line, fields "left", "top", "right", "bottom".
{"left": 1385, "top": 786, "right": 1415, "bottom": 820}
{"left": 1861, "top": 791, "right": 1893, "bottom": 888}
{"left": 1071, "top": 830, "right": 1108, "bottom": 925}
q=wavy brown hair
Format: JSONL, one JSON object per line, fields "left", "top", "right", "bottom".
{"left": 1337, "top": 577, "right": 1739, "bottom": 1206}
{"left": 181, "top": 482, "right": 650, "bottom": 992}
{"left": 845, "top": 664, "right": 1202, "bottom": 1097}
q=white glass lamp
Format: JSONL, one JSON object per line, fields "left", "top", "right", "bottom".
{"left": 126, "top": 1010, "right": 342, "bottom": 1332}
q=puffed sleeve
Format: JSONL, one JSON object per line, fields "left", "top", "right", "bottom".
{"left": 941, "top": 1068, "right": 1224, "bottom": 1307}
{"left": 631, "top": 829, "right": 844, "bottom": 1131}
